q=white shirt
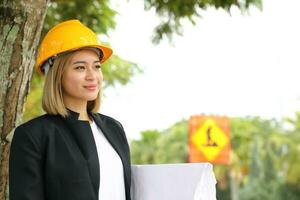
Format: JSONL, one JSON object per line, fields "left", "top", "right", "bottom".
{"left": 90, "top": 121, "right": 126, "bottom": 200}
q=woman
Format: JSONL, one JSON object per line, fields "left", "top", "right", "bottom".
{"left": 9, "top": 20, "right": 131, "bottom": 200}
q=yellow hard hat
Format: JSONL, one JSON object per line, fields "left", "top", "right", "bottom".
{"left": 36, "top": 19, "right": 113, "bottom": 75}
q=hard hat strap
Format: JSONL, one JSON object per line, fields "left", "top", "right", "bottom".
{"left": 41, "top": 57, "right": 55, "bottom": 75}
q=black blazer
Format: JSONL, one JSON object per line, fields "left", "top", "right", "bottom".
{"left": 9, "top": 110, "right": 131, "bottom": 200}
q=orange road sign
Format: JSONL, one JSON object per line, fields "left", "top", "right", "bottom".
{"left": 189, "top": 115, "right": 230, "bottom": 164}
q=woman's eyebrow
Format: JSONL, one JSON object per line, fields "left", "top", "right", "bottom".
{"left": 72, "top": 60, "right": 100, "bottom": 64}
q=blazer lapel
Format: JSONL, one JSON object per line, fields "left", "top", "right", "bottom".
{"left": 91, "top": 113, "right": 127, "bottom": 168}
{"left": 90, "top": 112, "right": 132, "bottom": 200}
{"left": 63, "top": 110, "right": 100, "bottom": 198}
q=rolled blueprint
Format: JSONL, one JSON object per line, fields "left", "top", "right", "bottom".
{"left": 131, "top": 163, "right": 217, "bottom": 200}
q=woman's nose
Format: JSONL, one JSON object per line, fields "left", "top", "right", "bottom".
{"left": 85, "top": 67, "right": 97, "bottom": 80}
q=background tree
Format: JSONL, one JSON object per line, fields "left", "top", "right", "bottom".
{"left": 0, "top": 0, "right": 50, "bottom": 199}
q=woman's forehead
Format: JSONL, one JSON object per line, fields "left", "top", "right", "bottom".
{"left": 70, "top": 48, "right": 101, "bottom": 62}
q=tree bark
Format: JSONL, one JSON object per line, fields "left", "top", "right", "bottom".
{"left": 0, "top": 0, "right": 49, "bottom": 199}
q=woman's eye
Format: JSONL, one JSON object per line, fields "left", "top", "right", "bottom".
{"left": 95, "top": 65, "right": 101, "bottom": 69}
{"left": 75, "top": 66, "right": 85, "bottom": 70}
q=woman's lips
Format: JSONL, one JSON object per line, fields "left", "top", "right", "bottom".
{"left": 84, "top": 85, "right": 97, "bottom": 91}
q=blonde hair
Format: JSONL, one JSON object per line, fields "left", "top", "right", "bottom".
{"left": 42, "top": 49, "right": 101, "bottom": 117}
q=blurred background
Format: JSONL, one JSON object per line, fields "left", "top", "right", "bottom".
{"left": 23, "top": 0, "right": 300, "bottom": 199}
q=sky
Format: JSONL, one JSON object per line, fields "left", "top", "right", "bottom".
{"left": 100, "top": 0, "right": 300, "bottom": 139}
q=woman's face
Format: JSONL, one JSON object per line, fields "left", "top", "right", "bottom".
{"left": 61, "top": 49, "right": 103, "bottom": 108}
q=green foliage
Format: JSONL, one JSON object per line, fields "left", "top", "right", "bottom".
{"left": 239, "top": 137, "right": 283, "bottom": 200}
{"left": 154, "top": 120, "right": 188, "bottom": 163}
{"left": 130, "top": 115, "right": 300, "bottom": 199}
{"left": 131, "top": 130, "right": 161, "bottom": 164}
{"left": 43, "top": 0, "right": 116, "bottom": 37}
{"left": 144, "top": 0, "right": 263, "bottom": 43}
{"left": 102, "top": 55, "right": 141, "bottom": 87}
{"left": 228, "top": 117, "right": 281, "bottom": 179}
{"left": 239, "top": 178, "right": 284, "bottom": 200}
{"left": 282, "top": 113, "right": 300, "bottom": 184}
{"left": 22, "top": 71, "right": 44, "bottom": 122}
{"left": 130, "top": 120, "right": 188, "bottom": 164}
{"left": 277, "top": 182, "right": 300, "bottom": 200}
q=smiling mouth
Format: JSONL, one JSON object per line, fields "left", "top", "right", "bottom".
{"left": 84, "top": 85, "right": 98, "bottom": 90}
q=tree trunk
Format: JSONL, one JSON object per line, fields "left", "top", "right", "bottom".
{"left": 0, "top": 0, "right": 49, "bottom": 199}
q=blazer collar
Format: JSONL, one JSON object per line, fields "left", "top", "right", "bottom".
{"left": 64, "top": 109, "right": 83, "bottom": 122}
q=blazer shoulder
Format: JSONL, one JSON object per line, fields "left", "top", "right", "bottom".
{"left": 14, "top": 114, "right": 62, "bottom": 144}
{"left": 12, "top": 115, "right": 52, "bottom": 154}
{"left": 17, "top": 114, "right": 61, "bottom": 131}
